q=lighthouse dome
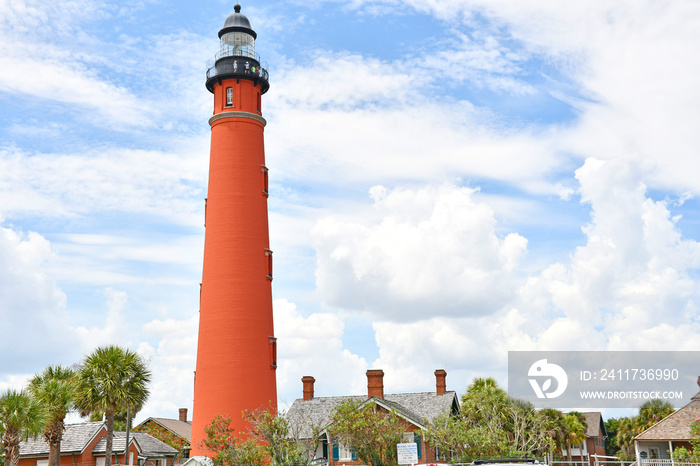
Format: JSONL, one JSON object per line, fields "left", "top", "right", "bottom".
{"left": 219, "top": 4, "right": 257, "bottom": 39}
{"left": 224, "top": 4, "right": 252, "bottom": 29}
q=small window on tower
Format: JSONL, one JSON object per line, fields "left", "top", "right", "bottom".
{"left": 269, "top": 336, "right": 277, "bottom": 368}
{"left": 261, "top": 165, "right": 269, "bottom": 197}
{"left": 226, "top": 87, "right": 233, "bottom": 107}
{"left": 257, "top": 92, "right": 261, "bottom": 113}
{"left": 264, "top": 248, "right": 273, "bottom": 280}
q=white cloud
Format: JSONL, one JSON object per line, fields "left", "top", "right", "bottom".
{"left": 274, "top": 299, "right": 368, "bottom": 407}
{"left": 0, "top": 223, "right": 71, "bottom": 373}
{"left": 325, "top": 156, "right": 700, "bottom": 396}
{"left": 312, "top": 184, "right": 527, "bottom": 321}
{"left": 0, "top": 145, "right": 207, "bottom": 225}
{"left": 265, "top": 49, "right": 565, "bottom": 195}
{"left": 136, "top": 315, "right": 199, "bottom": 422}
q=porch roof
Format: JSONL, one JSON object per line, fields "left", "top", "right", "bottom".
{"left": 636, "top": 391, "right": 700, "bottom": 441}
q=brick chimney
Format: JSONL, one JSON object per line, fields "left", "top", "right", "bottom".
{"left": 435, "top": 369, "right": 447, "bottom": 395}
{"left": 179, "top": 408, "right": 188, "bottom": 422}
{"left": 367, "top": 369, "right": 384, "bottom": 399}
{"left": 302, "top": 376, "right": 315, "bottom": 401}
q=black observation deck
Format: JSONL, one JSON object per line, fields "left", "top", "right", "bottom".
{"left": 205, "top": 52, "right": 269, "bottom": 94}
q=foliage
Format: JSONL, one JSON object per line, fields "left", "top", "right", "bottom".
{"left": 423, "top": 411, "right": 514, "bottom": 461}
{"left": 0, "top": 389, "right": 45, "bottom": 466}
{"left": 75, "top": 345, "right": 151, "bottom": 466}
{"left": 245, "top": 408, "right": 314, "bottom": 465}
{"left": 327, "top": 399, "right": 404, "bottom": 466}
{"left": 562, "top": 412, "right": 587, "bottom": 463}
{"left": 28, "top": 365, "right": 77, "bottom": 466}
{"left": 635, "top": 400, "right": 675, "bottom": 432}
{"left": 425, "top": 378, "right": 557, "bottom": 462}
{"left": 201, "top": 411, "right": 313, "bottom": 466}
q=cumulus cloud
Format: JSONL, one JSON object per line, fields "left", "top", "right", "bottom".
{"left": 312, "top": 184, "right": 527, "bottom": 321}
{"left": 0, "top": 223, "right": 70, "bottom": 374}
{"left": 137, "top": 315, "right": 199, "bottom": 421}
{"left": 316, "top": 159, "right": 700, "bottom": 390}
{"left": 274, "top": 299, "right": 368, "bottom": 406}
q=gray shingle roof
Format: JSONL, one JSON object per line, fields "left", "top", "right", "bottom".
{"left": 286, "top": 391, "right": 459, "bottom": 439}
{"left": 19, "top": 422, "right": 105, "bottom": 457}
{"left": 136, "top": 418, "right": 191, "bottom": 442}
{"left": 92, "top": 433, "right": 140, "bottom": 455}
{"left": 581, "top": 412, "right": 605, "bottom": 438}
{"left": 92, "top": 431, "right": 178, "bottom": 458}
{"left": 130, "top": 432, "right": 178, "bottom": 456}
{"left": 635, "top": 392, "right": 700, "bottom": 441}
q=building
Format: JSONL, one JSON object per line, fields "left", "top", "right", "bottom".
{"left": 135, "top": 409, "right": 191, "bottom": 464}
{"left": 18, "top": 422, "right": 178, "bottom": 466}
{"left": 286, "top": 369, "right": 460, "bottom": 465}
{"left": 634, "top": 383, "right": 700, "bottom": 466}
{"left": 191, "top": 3, "right": 277, "bottom": 455}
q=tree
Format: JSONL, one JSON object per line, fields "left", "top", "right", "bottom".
{"left": 562, "top": 412, "right": 587, "bottom": 466}
{"left": 200, "top": 411, "right": 313, "bottom": 466}
{"left": 0, "top": 389, "right": 45, "bottom": 466}
{"left": 507, "top": 399, "right": 555, "bottom": 457}
{"left": 634, "top": 399, "right": 674, "bottom": 433}
{"left": 460, "top": 377, "right": 510, "bottom": 435}
{"left": 423, "top": 411, "right": 513, "bottom": 462}
{"left": 328, "top": 399, "right": 404, "bottom": 466}
{"left": 539, "top": 408, "right": 566, "bottom": 459}
{"left": 75, "top": 346, "right": 151, "bottom": 466}
{"left": 245, "top": 408, "right": 313, "bottom": 465}
{"left": 28, "top": 365, "right": 77, "bottom": 466}
{"left": 614, "top": 416, "right": 636, "bottom": 461}
{"left": 425, "top": 377, "right": 560, "bottom": 462}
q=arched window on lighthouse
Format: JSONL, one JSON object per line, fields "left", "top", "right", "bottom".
{"left": 226, "top": 87, "right": 233, "bottom": 107}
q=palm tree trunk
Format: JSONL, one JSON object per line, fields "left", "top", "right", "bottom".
{"left": 47, "top": 420, "right": 63, "bottom": 466}
{"left": 49, "top": 442, "right": 60, "bottom": 466}
{"left": 105, "top": 409, "right": 115, "bottom": 466}
{"left": 10, "top": 446, "right": 21, "bottom": 466}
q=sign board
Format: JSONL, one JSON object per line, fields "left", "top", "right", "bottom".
{"left": 397, "top": 442, "right": 418, "bottom": 465}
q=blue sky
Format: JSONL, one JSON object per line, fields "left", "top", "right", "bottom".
{"left": 2, "top": 0, "right": 700, "bottom": 422}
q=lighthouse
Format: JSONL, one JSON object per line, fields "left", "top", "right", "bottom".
{"left": 191, "top": 4, "right": 277, "bottom": 454}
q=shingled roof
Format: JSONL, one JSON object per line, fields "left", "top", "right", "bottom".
{"left": 581, "top": 412, "right": 607, "bottom": 439}
{"left": 286, "top": 391, "right": 459, "bottom": 439}
{"left": 92, "top": 432, "right": 178, "bottom": 458}
{"left": 635, "top": 391, "right": 700, "bottom": 441}
{"left": 137, "top": 417, "right": 192, "bottom": 441}
{"left": 19, "top": 422, "right": 105, "bottom": 457}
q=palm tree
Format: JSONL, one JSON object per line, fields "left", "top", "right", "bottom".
{"left": 28, "top": 365, "right": 77, "bottom": 466}
{"left": 75, "top": 346, "right": 151, "bottom": 466}
{"left": 0, "top": 389, "right": 45, "bottom": 466}
{"left": 539, "top": 408, "right": 566, "bottom": 460}
{"left": 634, "top": 399, "right": 674, "bottom": 433}
{"left": 562, "top": 412, "right": 587, "bottom": 466}
{"left": 614, "top": 417, "right": 636, "bottom": 461}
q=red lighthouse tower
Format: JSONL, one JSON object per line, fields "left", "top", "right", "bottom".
{"left": 191, "top": 4, "right": 277, "bottom": 454}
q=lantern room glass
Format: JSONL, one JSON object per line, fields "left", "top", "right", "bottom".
{"left": 221, "top": 32, "right": 255, "bottom": 58}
